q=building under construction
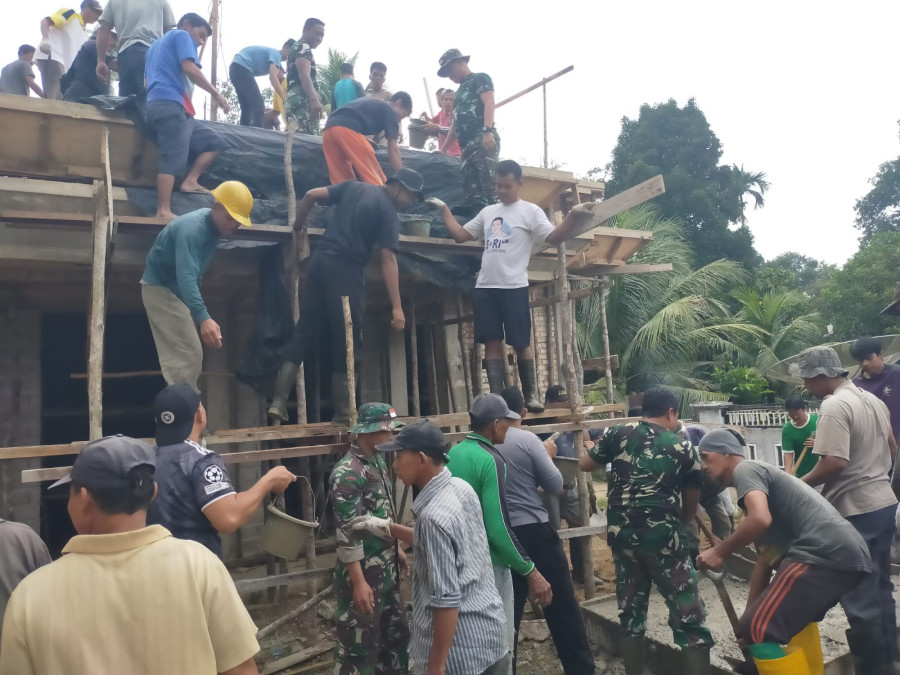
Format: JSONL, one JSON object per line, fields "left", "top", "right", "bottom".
{"left": 0, "top": 94, "right": 668, "bottom": 594}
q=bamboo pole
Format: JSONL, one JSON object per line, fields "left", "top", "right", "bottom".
{"left": 284, "top": 117, "right": 308, "bottom": 425}
{"left": 599, "top": 280, "right": 615, "bottom": 410}
{"left": 455, "top": 292, "right": 472, "bottom": 406}
{"left": 423, "top": 78, "right": 435, "bottom": 118}
{"left": 556, "top": 243, "right": 595, "bottom": 600}
{"left": 425, "top": 325, "right": 439, "bottom": 414}
{"left": 209, "top": 0, "right": 219, "bottom": 121}
{"left": 343, "top": 296, "right": 357, "bottom": 428}
{"left": 495, "top": 65, "right": 574, "bottom": 109}
{"left": 409, "top": 295, "right": 421, "bottom": 416}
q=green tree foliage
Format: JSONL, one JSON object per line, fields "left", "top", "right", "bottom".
{"left": 818, "top": 231, "right": 900, "bottom": 339}
{"left": 730, "top": 288, "right": 824, "bottom": 373}
{"left": 605, "top": 98, "right": 765, "bottom": 269}
{"left": 576, "top": 205, "right": 765, "bottom": 412}
{"left": 756, "top": 253, "right": 836, "bottom": 298}
{"left": 317, "top": 48, "right": 359, "bottom": 114}
{"left": 855, "top": 157, "right": 900, "bottom": 243}
{"left": 216, "top": 81, "right": 276, "bottom": 126}
{"left": 712, "top": 366, "right": 773, "bottom": 405}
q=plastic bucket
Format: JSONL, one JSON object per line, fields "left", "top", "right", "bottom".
{"left": 260, "top": 504, "right": 318, "bottom": 560}
{"left": 408, "top": 119, "right": 429, "bottom": 149}
{"left": 753, "top": 647, "right": 809, "bottom": 674}
{"left": 553, "top": 456, "right": 579, "bottom": 489}
{"left": 401, "top": 219, "right": 432, "bottom": 238}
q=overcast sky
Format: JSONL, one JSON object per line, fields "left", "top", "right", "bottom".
{"left": 5, "top": 1, "right": 899, "bottom": 265}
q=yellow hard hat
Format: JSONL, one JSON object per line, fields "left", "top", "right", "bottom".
{"left": 211, "top": 181, "right": 253, "bottom": 227}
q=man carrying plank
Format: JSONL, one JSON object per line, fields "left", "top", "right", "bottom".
{"left": 696, "top": 428, "right": 871, "bottom": 672}
{"left": 430, "top": 159, "right": 588, "bottom": 412}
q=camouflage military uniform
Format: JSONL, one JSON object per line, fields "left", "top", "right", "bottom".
{"left": 453, "top": 72, "right": 499, "bottom": 212}
{"left": 330, "top": 404, "right": 409, "bottom": 675}
{"left": 285, "top": 39, "right": 320, "bottom": 134}
{"left": 589, "top": 421, "right": 714, "bottom": 649}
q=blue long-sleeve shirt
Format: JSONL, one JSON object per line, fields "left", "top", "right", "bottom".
{"left": 141, "top": 209, "right": 220, "bottom": 323}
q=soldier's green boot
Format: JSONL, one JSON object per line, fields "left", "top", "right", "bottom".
{"left": 331, "top": 373, "right": 351, "bottom": 426}
{"left": 517, "top": 359, "right": 545, "bottom": 413}
{"left": 268, "top": 361, "right": 299, "bottom": 423}
{"left": 621, "top": 635, "right": 645, "bottom": 675}
{"left": 485, "top": 359, "right": 505, "bottom": 394}
{"left": 682, "top": 647, "right": 711, "bottom": 675}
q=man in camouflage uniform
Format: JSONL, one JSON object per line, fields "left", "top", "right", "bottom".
{"left": 285, "top": 18, "right": 325, "bottom": 134}
{"left": 436, "top": 49, "right": 499, "bottom": 214}
{"left": 579, "top": 387, "right": 714, "bottom": 675}
{"left": 330, "top": 402, "right": 409, "bottom": 675}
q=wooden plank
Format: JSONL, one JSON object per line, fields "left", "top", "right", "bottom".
{"left": 495, "top": 66, "right": 575, "bottom": 109}
{"left": 570, "top": 262, "right": 674, "bottom": 276}
{"left": 259, "top": 642, "right": 336, "bottom": 675}
{"left": 233, "top": 567, "right": 333, "bottom": 593}
{"left": 557, "top": 524, "right": 607, "bottom": 540}
{"left": 582, "top": 356, "right": 619, "bottom": 371}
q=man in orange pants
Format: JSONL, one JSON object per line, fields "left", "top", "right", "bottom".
{"left": 322, "top": 92, "right": 412, "bottom": 185}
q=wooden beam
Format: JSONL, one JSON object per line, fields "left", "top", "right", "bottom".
{"left": 557, "top": 524, "right": 607, "bottom": 540}
{"left": 441, "top": 284, "right": 602, "bottom": 326}
{"left": 233, "top": 567, "right": 333, "bottom": 593}
{"left": 495, "top": 66, "right": 575, "bottom": 108}
{"left": 582, "top": 355, "right": 619, "bottom": 371}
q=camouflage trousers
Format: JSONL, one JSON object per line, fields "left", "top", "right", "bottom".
{"left": 333, "top": 555, "right": 409, "bottom": 675}
{"left": 284, "top": 87, "right": 320, "bottom": 135}
{"left": 611, "top": 543, "right": 714, "bottom": 649}
{"left": 460, "top": 132, "right": 499, "bottom": 212}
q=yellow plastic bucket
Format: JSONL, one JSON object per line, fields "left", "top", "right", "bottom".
{"left": 753, "top": 647, "right": 809, "bottom": 675}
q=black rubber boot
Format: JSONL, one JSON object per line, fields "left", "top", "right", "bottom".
{"left": 517, "top": 359, "right": 545, "bottom": 413}
{"left": 267, "top": 361, "right": 299, "bottom": 423}
{"left": 682, "top": 647, "right": 711, "bottom": 675}
{"left": 331, "top": 373, "right": 351, "bottom": 426}
{"left": 621, "top": 635, "right": 645, "bottom": 675}
{"left": 485, "top": 359, "right": 505, "bottom": 394}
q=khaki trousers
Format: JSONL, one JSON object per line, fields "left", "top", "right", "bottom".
{"left": 141, "top": 283, "right": 203, "bottom": 393}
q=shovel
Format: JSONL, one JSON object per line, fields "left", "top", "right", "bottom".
{"left": 696, "top": 517, "right": 759, "bottom": 674}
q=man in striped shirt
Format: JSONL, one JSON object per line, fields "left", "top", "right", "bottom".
{"left": 351, "top": 420, "right": 510, "bottom": 675}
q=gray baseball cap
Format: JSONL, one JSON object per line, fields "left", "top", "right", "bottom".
{"left": 470, "top": 393, "right": 521, "bottom": 421}
{"left": 788, "top": 346, "right": 849, "bottom": 379}
{"left": 697, "top": 428, "right": 747, "bottom": 457}
{"left": 50, "top": 435, "right": 156, "bottom": 491}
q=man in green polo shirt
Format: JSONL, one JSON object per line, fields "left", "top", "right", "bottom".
{"left": 781, "top": 396, "right": 818, "bottom": 477}
{"left": 446, "top": 393, "right": 552, "bottom": 673}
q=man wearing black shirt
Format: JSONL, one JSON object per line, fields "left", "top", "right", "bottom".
{"left": 147, "top": 384, "right": 296, "bottom": 556}
{"left": 323, "top": 92, "right": 413, "bottom": 186}
{"left": 268, "top": 169, "right": 424, "bottom": 425}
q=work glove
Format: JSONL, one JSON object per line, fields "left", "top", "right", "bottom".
{"left": 39, "top": 38, "right": 52, "bottom": 55}
{"left": 347, "top": 514, "right": 393, "bottom": 538}
{"left": 425, "top": 197, "right": 447, "bottom": 210}
{"left": 571, "top": 202, "right": 596, "bottom": 213}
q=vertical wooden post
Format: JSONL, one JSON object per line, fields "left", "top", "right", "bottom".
{"left": 425, "top": 325, "right": 439, "bottom": 414}
{"left": 284, "top": 117, "right": 308, "bottom": 425}
{"left": 87, "top": 129, "right": 113, "bottom": 440}
{"left": 556, "top": 244, "right": 595, "bottom": 600}
{"left": 599, "top": 280, "right": 616, "bottom": 409}
{"left": 209, "top": 0, "right": 219, "bottom": 121}
{"left": 542, "top": 83, "right": 548, "bottom": 169}
{"left": 342, "top": 296, "right": 358, "bottom": 428}
{"left": 455, "top": 292, "right": 472, "bottom": 406}
{"left": 409, "top": 295, "right": 421, "bottom": 416}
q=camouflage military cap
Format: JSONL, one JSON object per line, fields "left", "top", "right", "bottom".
{"left": 788, "top": 346, "right": 848, "bottom": 379}
{"left": 437, "top": 48, "right": 470, "bottom": 77}
{"left": 348, "top": 402, "right": 404, "bottom": 434}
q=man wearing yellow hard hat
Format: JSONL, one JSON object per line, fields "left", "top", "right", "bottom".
{"left": 141, "top": 181, "right": 253, "bottom": 393}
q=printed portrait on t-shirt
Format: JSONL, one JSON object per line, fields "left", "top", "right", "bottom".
{"left": 486, "top": 217, "right": 511, "bottom": 252}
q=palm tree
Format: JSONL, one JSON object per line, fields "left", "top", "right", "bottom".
{"left": 730, "top": 288, "right": 824, "bottom": 373}
{"left": 317, "top": 49, "right": 359, "bottom": 113}
{"left": 576, "top": 205, "right": 766, "bottom": 412}
{"left": 732, "top": 165, "right": 770, "bottom": 226}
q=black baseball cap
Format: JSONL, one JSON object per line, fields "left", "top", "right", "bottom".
{"left": 375, "top": 419, "right": 450, "bottom": 462}
{"left": 50, "top": 435, "right": 155, "bottom": 491}
{"left": 470, "top": 393, "right": 521, "bottom": 421}
{"left": 387, "top": 168, "right": 425, "bottom": 201}
{"left": 153, "top": 384, "right": 200, "bottom": 446}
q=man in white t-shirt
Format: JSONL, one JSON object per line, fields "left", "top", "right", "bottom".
{"left": 35, "top": 0, "right": 103, "bottom": 100}
{"left": 431, "top": 160, "right": 585, "bottom": 412}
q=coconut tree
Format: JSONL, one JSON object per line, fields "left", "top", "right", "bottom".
{"left": 575, "top": 205, "right": 766, "bottom": 411}
{"left": 732, "top": 164, "right": 770, "bottom": 226}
